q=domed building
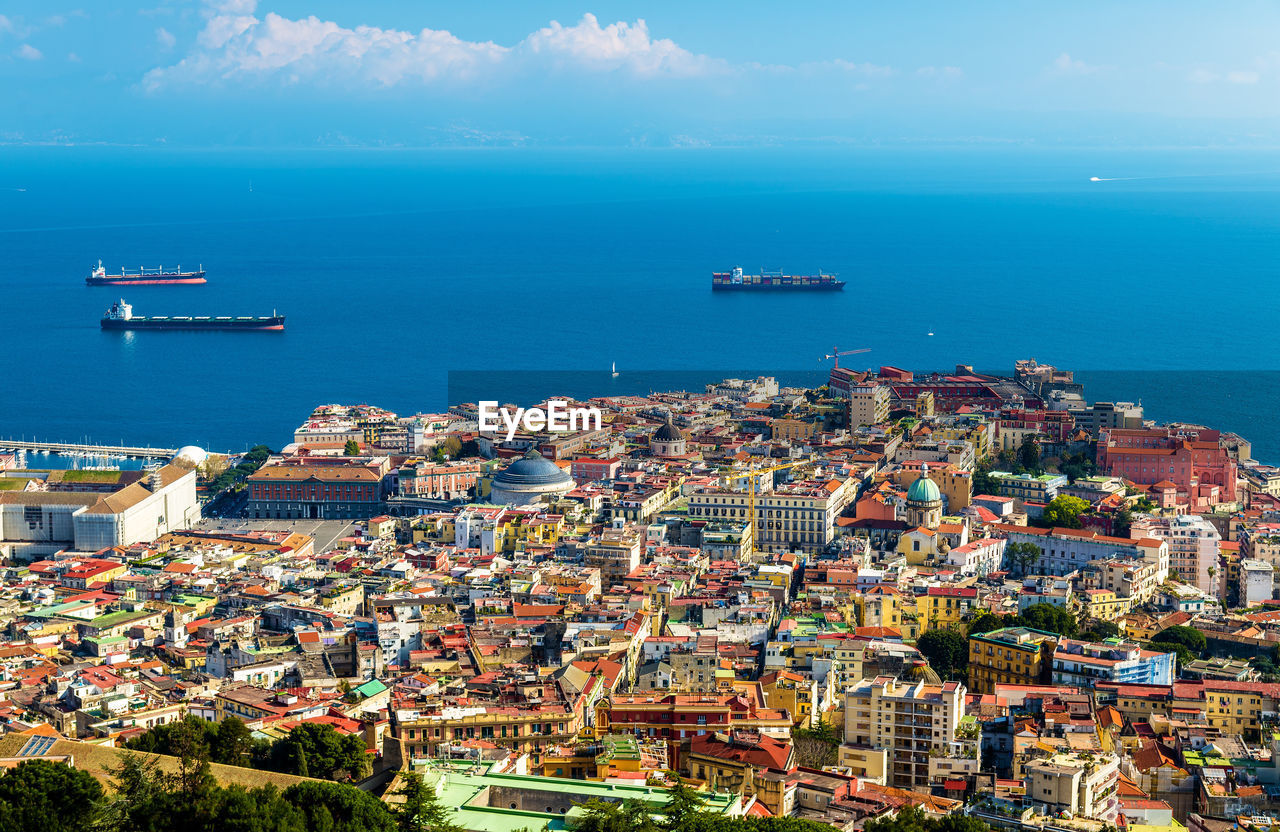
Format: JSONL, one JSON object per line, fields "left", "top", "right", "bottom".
{"left": 489, "top": 448, "right": 576, "bottom": 506}
{"left": 173, "top": 446, "right": 208, "bottom": 467}
{"left": 650, "top": 418, "right": 687, "bottom": 458}
{"left": 905, "top": 464, "right": 943, "bottom": 530}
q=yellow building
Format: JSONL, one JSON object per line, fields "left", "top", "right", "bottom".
{"left": 890, "top": 462, "right": 973, "bottom": 511}
{"left": 915, "top": 587, "right": 977, "bottom": 633}
{"left": 1080, "top": 588, "right": 1128, "bottom": 621}
{"left": 857, "top": 586, "right": 904, "bottom": 630}
{"left": 967, "top": 627, "right": 1057, "bottom": 695}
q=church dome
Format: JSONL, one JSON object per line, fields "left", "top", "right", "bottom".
{"left": 907, "top": 468, "right": 942, "bottom": 504}
{"left": 653, "top": 420, "right": 683, "bottom": 442}
{"left": 493, "top": 448, "right": 574, "bottom": 487}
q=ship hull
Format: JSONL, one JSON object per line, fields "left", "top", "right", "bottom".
{"left": 87, "top": 270, "right": 207, "bottom": 286}
{"left": 712, "top": 282, "right": 845, "bottom": 291}
{"left": 101, "top": 316, "right": 284, "bottom": 332}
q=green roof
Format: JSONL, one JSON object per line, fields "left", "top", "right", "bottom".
{"left": 415, "top": 760, "right": 739, "bottom": 832}
{"left": 354, "top": 679, "right": 387, "bottom": 698}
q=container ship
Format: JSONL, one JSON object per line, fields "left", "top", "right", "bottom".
{"left": 711, "top": 266, "right": 845, "bottom": 291}
{"left": 86, "top": 260, "right": 206, "bottom": 286}
{"left": 100, "top": 299, "right": 284, "bottom": 332}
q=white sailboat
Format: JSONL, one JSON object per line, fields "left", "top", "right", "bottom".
{"left": 611, "top": 361, "right": 619, "bottom": 378}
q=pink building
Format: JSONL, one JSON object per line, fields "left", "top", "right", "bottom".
{"left": 1097, "top": 427, "right": 1237, "bottom": 511}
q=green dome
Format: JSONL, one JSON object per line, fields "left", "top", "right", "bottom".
{"left": 907, "top": 470, "right": 941, "bottom": 504}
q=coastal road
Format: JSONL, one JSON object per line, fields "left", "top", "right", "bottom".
{"left": 194, "top": 517, "right": 356, "bottom": 553}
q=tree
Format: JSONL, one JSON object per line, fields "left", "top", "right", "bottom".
{"left": 1156, "top": 625, "right": 1207, "bottom": 655}
{"left": 661, "top": 781, "right": 706, "bottom": 832}
{"left": 0, "top": 759, "right": 104, "bottom": 832}
{"left": 1149, "top": 641, "right": 1195, "bottom": 669}
{"left": 261, "top": 723, "right": 370, "bottom": 782}
{"left": 344, "top": 439, "right": 360, "bottom": 456}
{"left": 1018, "top": 436, "right": 1041, "bottom": 474}
{"left": 211, "top": 717, "right": 256, "bottom": 767}
{"left": 967, "top": 611, "right": 1005, "bottom": 636}
{"left": 394, "top": 772, "right": 462, "bottom": 832}
{"left": 792, "top": 717, "right": 839, "bottom": 769}
{"left": 1079, "top": 620, "right": 1121, "bottom": 642}
{"left": 1019, "top": 603, "right": 1078, "bottom": 637}
{"left": 283, "top": 781, "right": 397, "bottom": 832}
{"left": 1006, "top": 541, "right": 1042, "bottom": 577}
{"left": 1040, "top": 495, "right": 1090, "bottom": 529}
{"left": 1112, "top": 506, "right": 1134, "bottom": 537}
{"left": 916, "top": 629, "right": 968, "bottom": 680}
{"left": 572, "top": 799, "right": 659, "bottom": 832}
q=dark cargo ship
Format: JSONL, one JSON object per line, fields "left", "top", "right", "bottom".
{"left": 86, "top": 260, "right": 207, "bottom": 286}
{"left": 712, "top": 266, "right": 845, "bottom": 291}
{"left": 101, "top": 299, "right": 284, "bottom": 332}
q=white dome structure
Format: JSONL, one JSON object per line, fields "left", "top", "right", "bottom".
{"left": 174, "top": 445, "right": 209, "bottom": 466}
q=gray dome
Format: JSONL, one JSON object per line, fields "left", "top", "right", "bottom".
{"left": 494, "top": 448, "right": 573, "bottom": 487}
{"left": 653, "top": 421, "right": 683, "bottom": 442}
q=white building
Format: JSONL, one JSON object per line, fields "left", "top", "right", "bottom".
{"left": 0, "top": 464, "right": 200, "bottom": 557}
{"left": 1242, "top": 559, "right": 1274, "bottom": 607}
{"left": 1131, "top": 514, "right": 1221, "bottom": 596}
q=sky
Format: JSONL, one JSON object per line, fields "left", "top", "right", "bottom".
{"left": 4, "top": 1, "right": 1280, "bottom": 147}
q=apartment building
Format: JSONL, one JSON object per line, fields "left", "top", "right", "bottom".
{"left": 968, "top": 627, "right": 1057, "bottom": 696}
{"left": 841, "top": 675, "right": 965, "bottom": 790}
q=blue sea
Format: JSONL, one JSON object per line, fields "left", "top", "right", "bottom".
{"left": 2, "top": 147, "right": 1279, "bottom": 458}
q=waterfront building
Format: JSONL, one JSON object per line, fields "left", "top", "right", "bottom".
{"left": 0, "top": 464, "right": 199, "bottom": 556}
{"left": 246, "top": 456, "right": 391, "bottom": 519}
{"left": 1097, "top": 426, "right": 1238, "bottom": 511}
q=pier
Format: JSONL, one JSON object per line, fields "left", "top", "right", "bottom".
{"left": 0, "top": 439, "right": 177, "bottom": 459}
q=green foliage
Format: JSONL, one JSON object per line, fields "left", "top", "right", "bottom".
{"left": 791, "top": 716, "right": 839, "bottom": 768}
{"left": 661, "top": 780, "right": 707, "bottom": 832}
{"left": 1112, "top": 507, "right": 1134, "bottom": 537}
{"left": 101, "top": 748, "right": 393, "bottom": 832}
{"left": 916, "top": 628, "right": 968, "bottom": 679}
{"left": 1005, "top": 541, "right": 1042, "bottom": 576}
{"left": 1149, "top": 641, "right": 1195, "bottom": 669}
{"left": 283, "top": 781, "right": 397, "bottom": 832}
{"left": 344, "top": 439, "right": 360, "bottom": 456}
{"left": 1155, "top": 625, "right": 1207, "bottom": 655}
{"left": 393, "top": 772, "right": 462, "bottom": 832}
{"left": 209, "top": 444, "right": 274, "bottom": 494}
{"left": 865, "top": 806, "right": 992, "bottom": 832}
{"left": 1057, "top": 451, "right": 1097, "bottom": 484}
{"left": 1018, "top": 603, "right": 1078, "bottom": 637}
{"left": 1040, "top": 495, "right": 1090, "bottom": 529}
{"left": 127, "top": 716, "right": 368, "bottom": 782}
{"left": 1079, "top": 620, "right": 1121, "bottom": 642}
{"left": 967, "top": 612, "right": 1005, "bottom": 636}
{"left": 573, "top": 798, "right": 660, "bottom": 832}
{"left": 258, "top": 723, "right": 370, "bottom": 782}
{"left": 0, "top": 759, "right": 104, "bottom": 832}
{"left": 1018, "top": 437, "right": 1042, "bottom": 474}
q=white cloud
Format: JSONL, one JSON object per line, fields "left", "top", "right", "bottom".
{"left": 16, "top": 43, "right": 42, "bottom": 61}
{"left": 522, "top": 14, "right": 718, "bottom": 76}
{"left": 144, "top": 5, "right": 719, "bottom": 91}
{"left": 156, "top": 27, "right": 176, "bottom": 50}
{"left": 824, "top": 59, "right": 895, "bottom": 77}
{"left": 1227, "top": 70, "right": 1260, "bottom": 84}
{"left": 1052, "top": 52, "right": 1100, "bottom": 75}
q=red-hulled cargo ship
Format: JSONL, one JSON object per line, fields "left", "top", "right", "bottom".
{"left": 712, "top": 266, "right": 845, "bottom": 291}
{"left": 86, "top": 259, "right": 207, "bottom": 286}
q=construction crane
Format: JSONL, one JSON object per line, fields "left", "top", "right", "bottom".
{"left": 723, "top": 460, "right": 810, "bottom": 559}
{"left": 822, "top": 346, "right": 871, "bottom": 369}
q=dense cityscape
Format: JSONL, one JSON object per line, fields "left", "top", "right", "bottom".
{"left": 2, "top": 358, "right": 1278, "bottom": 831}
